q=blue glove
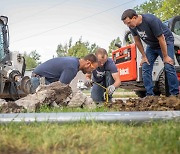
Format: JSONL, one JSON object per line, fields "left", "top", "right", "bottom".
{"left": 107, "top": 85, "right": 115, "bottom": 95}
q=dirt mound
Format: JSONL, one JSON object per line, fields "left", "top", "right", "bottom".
{"left": 0, "top": 102, "right": 25, "bottom": 113}
{"left": 0, "top": 83, "right": 180, "bottom": 113}
{"left": 108, "top": 95, "right": 180, "bottom": 111}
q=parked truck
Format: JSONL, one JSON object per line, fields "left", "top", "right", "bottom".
{"left": 112, "top": 15, "right": 180, "bottom": 97}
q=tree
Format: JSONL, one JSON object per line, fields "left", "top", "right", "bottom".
{"left": 24, "top": 50, "right": 41, "bottom": 70}
{"left": 88, "top": 43, "right": 99, "bottom": 54}
{"left": 134, "top": 0, "right": 180, "bottom": 21}
{"left": 56, "top": 38, "right": 72, "bottom": 57}
{"left": 108, "top": 37, "right": 122, "bottom": 56}
{"left": 134, "top": 0, "right": 162, "bottom": 15}
{"left": 29, "top": 50, "right": 40, "bottom": 61}
{"left": 68, "top": 38, "right": 89, "bottom": 58}
{"left": 155, "top": 0, "right": 180, "bottom": 21}
{"left": 56, "top": 37, "right": 99, "bottom": 58}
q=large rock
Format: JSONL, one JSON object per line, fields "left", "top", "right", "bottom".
{"left": 68, "top": 91, "right": 87, "bottom": 108}
{"left": 15, "top": 82, "right": 72, "bottom": 112}
{"left": 83, "top": 96, "right": 96, "bottom": 109}
{"left": 0, "top": 82, "right": 96, "bottom": 113}
{"left": 0, "top": 99, "right": 7, "bottom": 106}
{"left": 68, "top": 91, "right": 96, "bottom": 109}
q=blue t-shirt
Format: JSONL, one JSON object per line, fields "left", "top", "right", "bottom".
{"left": 92, "top": 58, "right": 118, "bottom": 83}
{"left": 33, "top": 57, "right": 80, "bottom": 84}
{"left": 130, "top": 14, "right": 174, "bottom": 48}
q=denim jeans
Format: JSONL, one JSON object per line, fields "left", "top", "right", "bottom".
{"left": 91, "top": 71, "right": 115, "bottom": 102}
{"left": 142, "top": 44, "right": 179, "bottom": 96}
{"left": 30, "top": 77, "right": 50, "bottom": 93}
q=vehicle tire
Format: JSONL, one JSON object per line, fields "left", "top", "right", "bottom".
{"left": 135, "top": 90, "right": 146, "bottom": 98}
{"left": 157, "top": 71, "right": 170, "bottom": 96}
{"left": 175, "top": 46, "right": 180, "bottom": 65}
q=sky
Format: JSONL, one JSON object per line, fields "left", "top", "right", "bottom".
{"left": 1, "top": 0, "right": 146, "bottom": 62}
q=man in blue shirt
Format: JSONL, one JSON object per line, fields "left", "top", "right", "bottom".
{"left": 31, "top": 54, "right": 98, "bottom": 93}
{"left": 121, "top": 9, "right": 179, "bottom": 96}
{"left": 85, "top": 48, "right": 121, "bottom": 103}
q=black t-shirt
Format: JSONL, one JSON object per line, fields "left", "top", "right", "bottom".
{"left": 92, "top": 58, "right": 118, "bottom": 83}
{"left": 33, "top": 57, "right": 79, "bottom": 84}
{"left": 130, "top": 14, "right": 174, "bottom": 48}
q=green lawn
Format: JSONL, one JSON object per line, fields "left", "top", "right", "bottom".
{"left": 0, "top": 89, "right": 178, "bottom": 154}
{"left": 82, "top": 88, "right": 133, "bottom": 93}
{"left": 0, "top": 121, "right": 179, "bottom": 154}
{"left": 82, "top": 88, "right": 137, "bottom": 98}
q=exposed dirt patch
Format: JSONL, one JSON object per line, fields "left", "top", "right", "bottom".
{"left": 0, "top": 102, "right": 25, "bottom": 113}
{"left": 108, "top": 95, "right": 180, "bottom": 111}
{"left": 0, "top": 82, "right": 180, "bottom": 113}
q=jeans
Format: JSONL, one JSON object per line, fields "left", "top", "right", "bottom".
{"left": 142, "top": 44, "right": 179, "bottom": 96}
{"left": 30, "top": 77, "right": 50, "bottom": 93}
{"left": 91, "top": 71, "right": 115, "bottom": 102}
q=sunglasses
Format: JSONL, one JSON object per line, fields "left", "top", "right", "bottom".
{"left": 90, "top": 63, "right": 96, "bottom": 69}
{"left": 87, "top": 60, "right": 96, "bottom": 69}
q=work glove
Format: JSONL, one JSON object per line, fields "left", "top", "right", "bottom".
{"left": 84, "top": 79, "right": 93, "bottom": 87}
{"left": 107, "top": 85, "right": 115, "bottom": 95}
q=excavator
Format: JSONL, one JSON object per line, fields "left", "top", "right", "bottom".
{"left": 0, "top": 16, "right": 31, "bottom": 100}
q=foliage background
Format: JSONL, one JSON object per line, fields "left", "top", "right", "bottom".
{"left": 24, "top": 0, "right": 180, "bottom": 69}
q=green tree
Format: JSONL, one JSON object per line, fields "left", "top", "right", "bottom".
{"left": 56, "top": 37, "right": 99, "bottom": 58}
{"left": 56, "top": 38, "right": 72, "bottom": 57}
{"left": 88, "top": 43, "right": 99, "bottom": 54}
{"left": 108, "top": 37, "right": 122, "bottom": 56}
{"left": 68, "top": 38, "right": 89, "bottom": 58}
{"left": 155, "top": 0, "right": 180, "bottom": 21}
{"left": 24, "top": 50, "right": 41, "bottom": 70}
{"left": 134, "top": 0, "right": 163, "bottom": 15}
{"left": 134, "top": 0, "right": 180, "bottom": 21}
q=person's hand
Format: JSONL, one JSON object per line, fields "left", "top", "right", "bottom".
{"left": 84, "top": 79, "right": 93, "bottom": 87}
{"left": 107, "top": 85, "right": 115, "bottom": 95}
{"left": 140, "top": 56, "right": 150, "bottom": 66}
{"left": 163, "top": 55, "right": 174, "bottom": 65}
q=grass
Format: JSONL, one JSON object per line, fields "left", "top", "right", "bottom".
{"left": 0, "top": 88, "right": 178, "bottom": 153}
{"left": 37, "top": 105, "right": 110, "bottom": 113}
{"left": 82, "top": 88, "right": 133, "bottom": 94}
{"left": 0, "top": 121, "right": 179, "bottom": 154}
{"left": 82, "top": 88, "right": 137, "bottom": 98}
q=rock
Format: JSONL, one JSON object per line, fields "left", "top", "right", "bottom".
{"left": 68, "top": 91, "right": 86, "bottom": 108}
{"left": 15, "top": 81, "right": 72, "bottom": 112}
{"left": 0, "top": 82, "right": 96, "bottom": 113}
{"left": 68, "top": 91, "right": 96, "bottom": 109}
{"left": 83, "top": 97, "right": 96, "bottom": 109}
{"left": 0, "top": 99, "right": 8, "bottom": 107}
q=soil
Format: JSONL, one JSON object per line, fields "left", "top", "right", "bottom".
{"left": 0, "top": 85, "right": 180, "bottom": 113}
{"left": 0, "top": 102, "right": 25, "bottom": 113}
{"left": 108, "top": 95, "right": 180, "bottom": 111}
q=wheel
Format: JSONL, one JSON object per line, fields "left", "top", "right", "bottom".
{"left": 135, "top": 90, "right": 146, "bottom": 98}
{"left": 175, "top": 46, "right": 180, "bottom": 65}
{"left": 157, "top": 71, "right": 170, "bottom": 96}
